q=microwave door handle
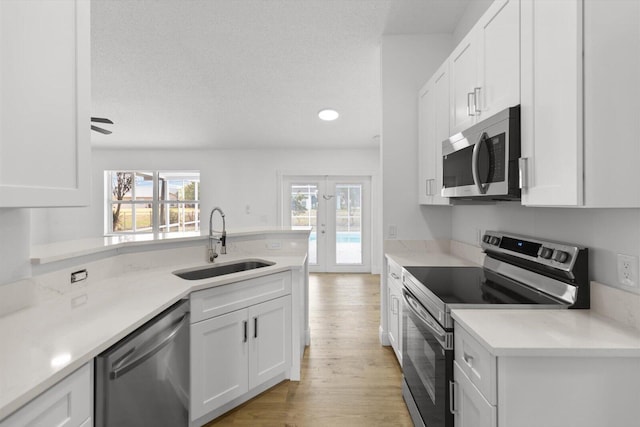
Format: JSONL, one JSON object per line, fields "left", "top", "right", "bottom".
{"left": 471, "top": 132, "right": 488, "bottom": 194}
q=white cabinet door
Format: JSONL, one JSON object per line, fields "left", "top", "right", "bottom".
{"left": 418, "top": 80, "right": 436, "bottom": 205}
{"left": 476, "top": 0, "right": 520, "bottom": 117}
{"left": 249, "top": 296, "right": 291, "bottom": 389}
{"left": 449, "top": 30, "right": 479, "bottom": 135}
{"left": 387, "top": 278, "right": 401, "bottom": 361}
{"left": 386, "top": 258, "right": 403, "bottom": 363}
{"left": 453, "top": 362, "right": 497, "bottom": 427}
{"left": 520, "top": 0, "right": 583, "bottom": 206}
{"left": 583, "top": 0, "right": 640, "bottom": 207}
{"left": 432, "top": 63, "right": 451, "bottom": 205}
{"left": 418, "top": 62, "right": 450, "bottom": 206}
{"left": 0, "top": 0, "right": 90, "bottom": 207}
{"left": 0, "top": 363, "right": 92, "bottom": 427}
{"left": 190, "top": 309, "right": 249, "bottom": 421}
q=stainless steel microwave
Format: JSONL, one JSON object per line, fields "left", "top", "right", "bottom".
{"left": 442, "top": 105, "right": 521, "bottom": 200}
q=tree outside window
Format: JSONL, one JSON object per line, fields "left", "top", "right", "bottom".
{"left": 106, "top": 171, "right": 201, "bottom": 234}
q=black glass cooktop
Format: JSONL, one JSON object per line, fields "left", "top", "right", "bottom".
{"left": 403, "top": 266, "right": 566, "bottom": 306}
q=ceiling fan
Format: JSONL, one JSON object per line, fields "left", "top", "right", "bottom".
{"left": 91, "top": 117, "right": 114, "bottom": 135}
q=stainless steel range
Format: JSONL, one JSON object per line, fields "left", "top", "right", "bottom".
{"left": 400, "top": 231, "right": 589, "bottom": 427}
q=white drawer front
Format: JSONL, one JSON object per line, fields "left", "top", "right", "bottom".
{"left": 387, "top": 258, "right": 402, "bottom": 282}
{"left": 1, "top": 363, "right": 91, "bottom": 427}
{"left": 455, "top": 324, "right": 497, "bottom": 405}
{"left": 191, "top": 272, "right": 291, "bottom": 323}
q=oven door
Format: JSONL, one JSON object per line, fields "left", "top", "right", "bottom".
{"left": 402, "top": 289, "right": 453, "bottom": 427}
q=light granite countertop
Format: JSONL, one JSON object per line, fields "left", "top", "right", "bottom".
{"left": 0, "top": 251, "right": 306, "bottom": 421}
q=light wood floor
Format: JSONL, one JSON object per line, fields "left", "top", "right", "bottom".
{"left": 205, "top": 273, "right": 413, "bottom": 427}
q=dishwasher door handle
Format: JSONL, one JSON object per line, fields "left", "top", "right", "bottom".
{"left": 110, "top": 313, "right": 188, "bottom": 380}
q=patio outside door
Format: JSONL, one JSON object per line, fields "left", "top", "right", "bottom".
{"left": 282, "top": 175, "right": 371, "bottom": 273}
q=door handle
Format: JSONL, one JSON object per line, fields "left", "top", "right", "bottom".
{"left": 519, "top": 157, "right": 529, "bottom": 189}
{"left": 471, "top": 132, "right": 489, "bottom": 194}
{"left": 449, "top": 381, "right": 457, "bottom": 414}
{"left": 254, "top": 317, "right": 258, "bottom": 338}
{"left": 467, "top": 92, "right": 476, "bottom": 116}
{"left": 474, "top": 87, "right": 482, "bottom": 113}
{"left": 110, "top": 314, "right": 188, "bottom": 379}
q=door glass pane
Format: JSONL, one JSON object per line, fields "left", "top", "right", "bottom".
{"left": 290, "top": 184, "right": 318, "bottom": 264}
{"left": 335, "top": 184, "right": 362, "bottom": 264}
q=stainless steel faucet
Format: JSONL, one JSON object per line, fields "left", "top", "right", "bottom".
{"left": 208, "top": 207, "right": 227, "bottom": 262}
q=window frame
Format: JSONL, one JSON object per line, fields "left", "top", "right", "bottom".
{"left": 105, "top": 170, "right": 201, "bottom": 236}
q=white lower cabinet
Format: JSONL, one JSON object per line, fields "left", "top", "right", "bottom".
{"left": 385, "top": 257, "right": 403, "bottom": 364}
{"left": 191, "top": 309, "right": 249, "bottom": 418}
{"left": 453, "top": 362, "right": 496, "bottom": 427}
{"left": 454, "top": 321, "right": 640, "bottom": 427}
{"left": 190, "top": 272, "right": 292, "bottom": 423}
{"left": 0, "top": 363, "right": 92, "bottom": 427}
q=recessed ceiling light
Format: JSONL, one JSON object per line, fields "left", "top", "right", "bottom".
{"left": 318, "top": 109, "right": 339, "bottom": 121}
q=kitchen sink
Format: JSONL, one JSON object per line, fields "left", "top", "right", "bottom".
{"left": 172, "top": 259, "right": 275, "bottom": 280}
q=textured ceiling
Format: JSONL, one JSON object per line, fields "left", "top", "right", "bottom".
{"left": 91, "top": 0, "right": 470, "bottom": 149}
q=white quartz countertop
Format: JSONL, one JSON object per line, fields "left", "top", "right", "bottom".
{"left": 0, "top": 252, "right": 306, "bottom": 420}
{"left": 385, "top": 251, "right": 479, "bottom": 268}
{"left": 452, "top": 309, "right": 640, "bottom": 357}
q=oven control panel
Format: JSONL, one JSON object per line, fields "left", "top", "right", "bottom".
{"left": 481, "top": 231, "right": 580, "bottom": 273}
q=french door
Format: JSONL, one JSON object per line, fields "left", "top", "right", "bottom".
{"left": 282, "top": 175, "right": 371, "bottom": 273}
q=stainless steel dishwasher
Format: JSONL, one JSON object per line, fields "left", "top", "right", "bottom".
{"left": 95, "top": 299, "right": 190, "bottom": 427}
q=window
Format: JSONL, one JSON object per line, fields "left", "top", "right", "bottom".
{"left": 106, "top": 170, "right": 201, "bottom": 234}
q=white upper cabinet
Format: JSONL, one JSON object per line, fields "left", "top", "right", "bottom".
{"left": 521, "top": 0, "right": 640, "bottom": 207}
{"left": 0, "top": 0, "right": 91, "bottom": 207}
{"left": 419, "top": 62, "right": 450, "bottom": 206}
{"left": 450, "top": 0, "right": 520, "bottom": 135}
{"left": 582, "top": 0, "right": 640, "bottom": 207}
{"left": 449, "top": 31, "right": 479, "bottom": 135}
{"left": 520, "top": 0, "right": 583, "bottom": 206}
{"left": 476, "top": 0, "right": 520, "bottom": 118}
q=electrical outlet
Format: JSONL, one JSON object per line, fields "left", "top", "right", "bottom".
{"left": 617, "top": 254, "right": 639, "bottom": 288}
{"left": 388, "top": 225, "right": 397, "bottom": 239}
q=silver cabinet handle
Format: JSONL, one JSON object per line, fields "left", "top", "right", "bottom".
{"left": 426, "top": 179, "right": 431, "bottom": 196}
{"left": 519, "top": 157, "right": 529, "bottom": 189}
{"left": 449, "top": 381, "right": 457, "bottom": 414}
{"left": 471, "top": 132, "right": 489, "bottom": 194}
{"left": 428, "top": 179, "right": 434, "bottom": 196}
{"left": 474, "top": 87, "right": 482, "bottom": 113}
{"left": 467, "top": 92, "right": 476, "bottom": 116}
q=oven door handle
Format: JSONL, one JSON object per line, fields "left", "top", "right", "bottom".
{"left": 402, "top": 290, "right": 448, "bottom": 346}
{"left": 471, "top": 132, "right": 489, "bottom": 195}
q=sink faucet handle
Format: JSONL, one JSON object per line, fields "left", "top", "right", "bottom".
{"left": 208, "top": 247, "right": 218, "bottom": 263}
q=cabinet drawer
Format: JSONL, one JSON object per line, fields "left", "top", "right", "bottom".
{"left": 191, "top": 272, "right": 291, "bottom": 323}
{"left": 1, "top": 363, "right": 91, "bottom": 427}
{"left": 455, "top": 324, "right": 497, "bottom": 405}
{"left": 387, "top": 258, "right": 402, "bottom": 283}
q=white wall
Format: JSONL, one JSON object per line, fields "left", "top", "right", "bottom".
{"left": 30, "top": 146, "right": 382, "bottom": 270}
{"left": 451, "top": 204, "right": 640, "bottom": 293}
{"left": 0, "top": 209, "right": 31, "bottom": 285}
{"left": 452, "top": 0, "right": 493, "bottom": 45}
{"left": 381, "top": 34, "right": 453, "bottom": 245}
